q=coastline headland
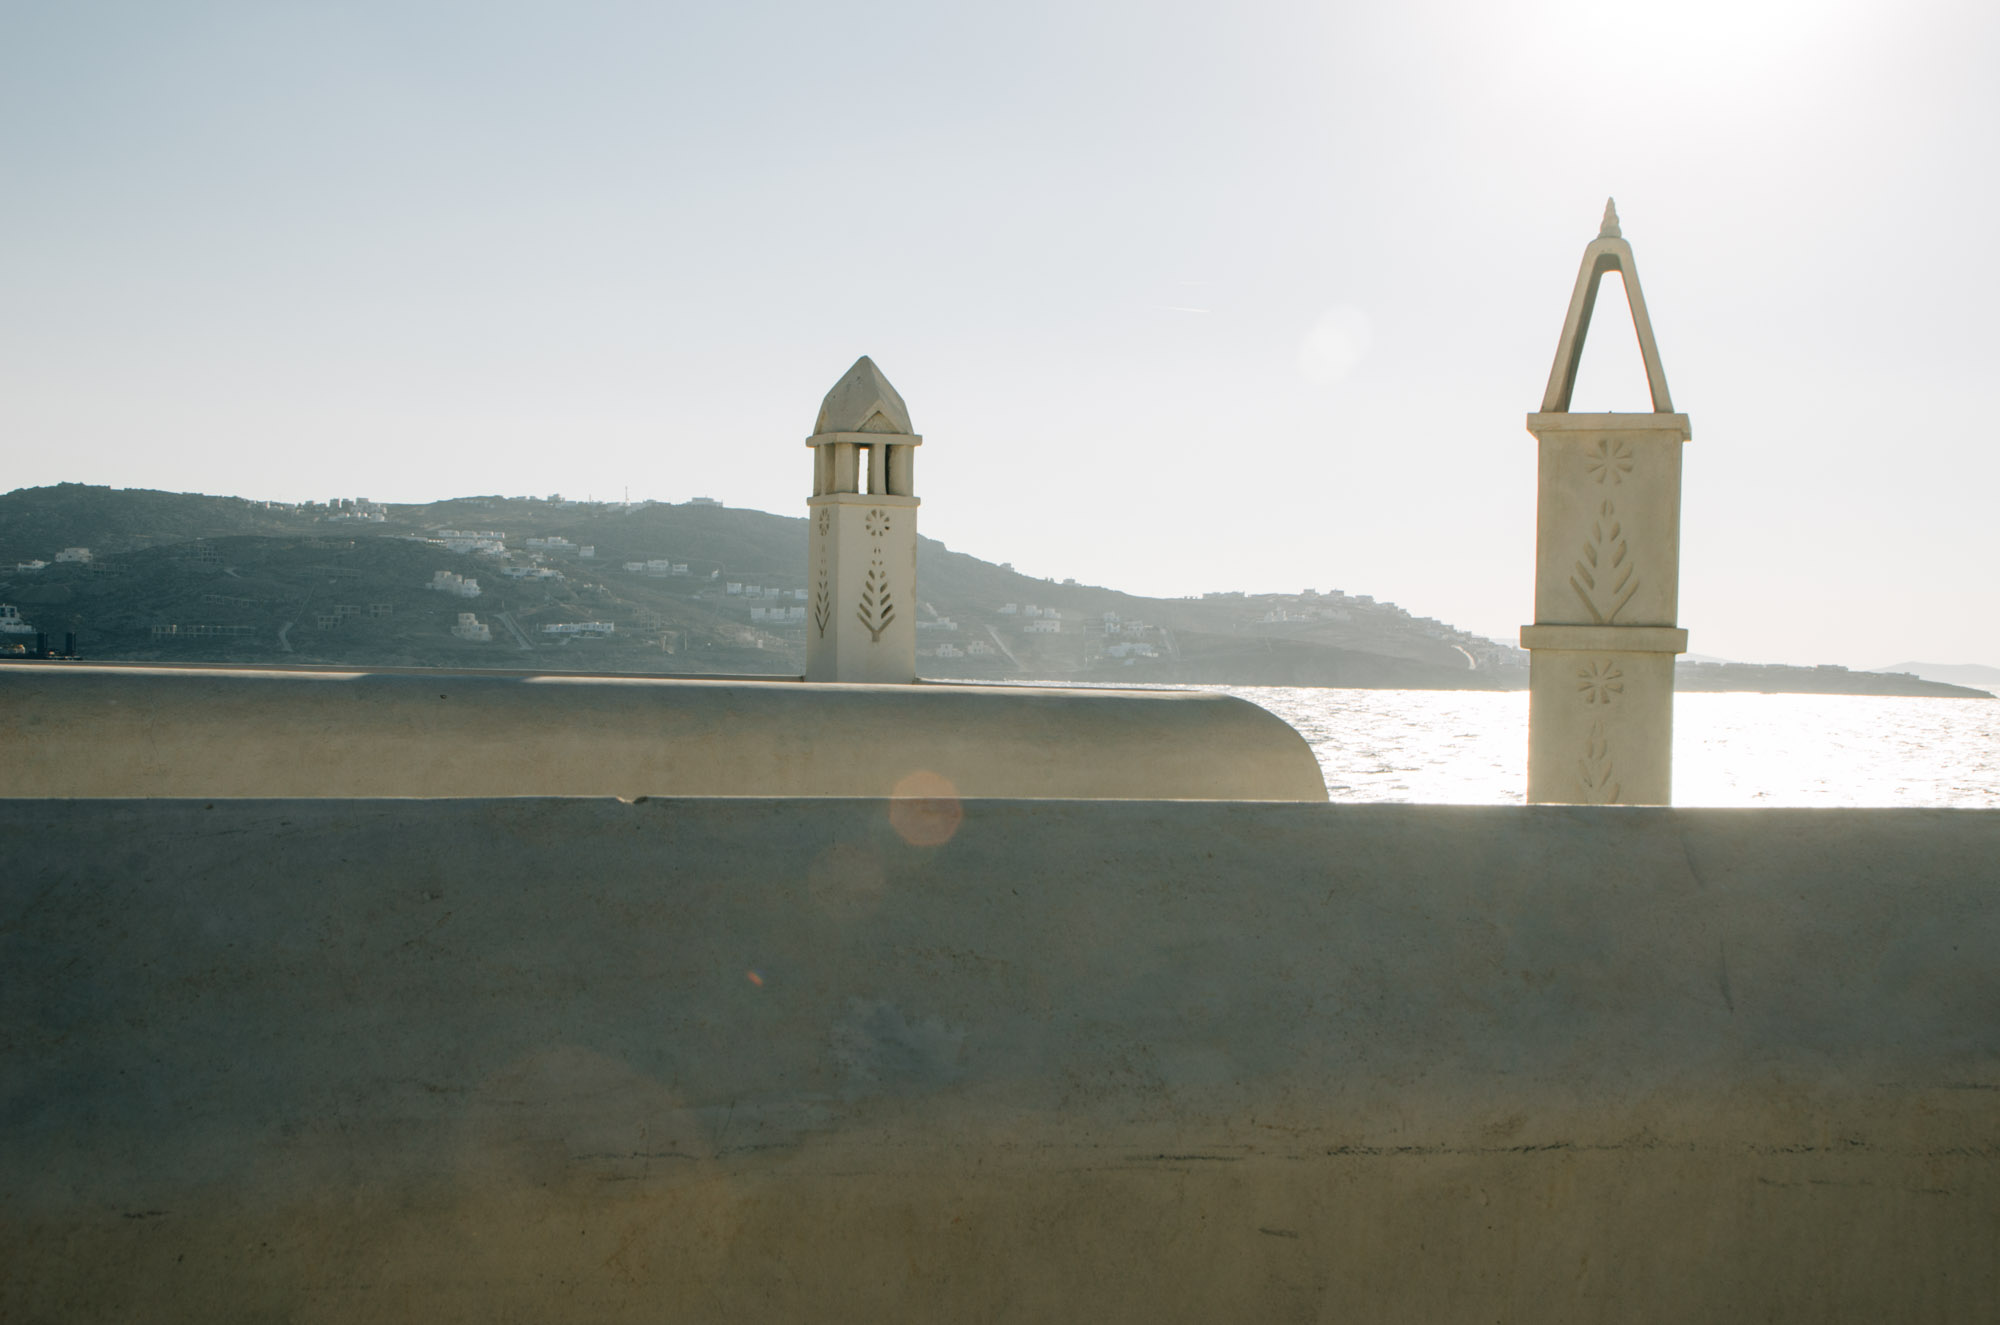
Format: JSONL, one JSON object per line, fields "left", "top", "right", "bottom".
{"left": 1, "top": 484, "right": 1985, "bottom": 696}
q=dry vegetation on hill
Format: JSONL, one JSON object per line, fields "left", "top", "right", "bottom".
{"left": 1, "top": 485, "right": 1982, "bottom": 697}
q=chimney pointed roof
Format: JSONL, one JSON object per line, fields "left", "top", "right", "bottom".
{"left": 1538, "top": 202, "right": 1673, "bottom": 413}
{"left": 814, "top": 356, "right": 914, "bottom": 436}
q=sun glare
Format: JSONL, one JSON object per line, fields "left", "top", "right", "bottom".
{"left": 1496, "top": 0, "right": 1876, "bottom": 102}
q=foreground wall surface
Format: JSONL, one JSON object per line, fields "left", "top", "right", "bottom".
{"left": 0, "top": 665, "right": 1326, "bottom": 801}
{"left": 3, "top": 799, "right": 1996, "bottom": 1323}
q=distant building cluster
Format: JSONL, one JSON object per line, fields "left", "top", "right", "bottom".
{"left": 429, "top": 570, "right": 482, "bottom": 598}
{"left": 624, "top": 560, "right": 691, "bottom": 577}
{"left": 1262, "top": 605, "right": 1356, "bottom": 623}
{"left": 151, "top": 624, "right": 257, "bottom": 640}
{"left": 919, "top": 639, "right": 997, "bottom": 660}
{"left": 451, "top": 613, "right": 491, "bottom": 642}
{"left": 324, "top": 498, "right": 387, "bottom": 523}
{"left": 246, "top": 496, "right": 386, "bottom": 520}
{"left": 541, "top": 621, "right": 616, "bottom": 637}
{"left": 430, "top": 530, "right": 507, "bottom": 555}
{"left": 1101, "top": 611, "right": 1160, "bottom": 636}
{"left": 1234, "top": 588, "right": 1526, "bottom": 670}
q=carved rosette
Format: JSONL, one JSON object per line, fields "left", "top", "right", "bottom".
{"left": 1576, "top": 657, "right": 1623, "bottom": 706}
{"left": 1584, "top": 438, "right": 1633, "bottom": 486}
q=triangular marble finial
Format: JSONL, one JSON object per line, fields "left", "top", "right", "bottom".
{"left": 815, "top": 355, "right": 914, "bottom": 435}
{"left": 1540, "top": 199, "right": 1674, "bottom": 413}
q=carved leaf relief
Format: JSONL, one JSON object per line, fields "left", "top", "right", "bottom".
{"left": 856, "top": 559, "right": 895, "bottom": 643}
{"left": 864, "top": 508, "right": 890, "bottom": 539}
{"left": 1571, "top": 499, "right": 1639, "bottom": 624}
{"left": 1578, "top": 718, "right": 1621, "bottom": 804}
{"left": 813, "top": 515, "right": 831, "bottom": 638}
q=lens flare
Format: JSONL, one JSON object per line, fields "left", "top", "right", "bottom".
{"left": 889, "top": 769, "right": 963, "bottom": 847}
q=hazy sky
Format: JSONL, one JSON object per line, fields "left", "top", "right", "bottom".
{"left": 3, "top": 0, "right": 1995, "bottom": 667}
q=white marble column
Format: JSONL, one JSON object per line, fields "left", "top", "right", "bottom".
{"left": 1524, "top": 202, "right": 1691, "bottom": 804}
{"left": 804, "top": 356, "right": 921, "bottom": 684}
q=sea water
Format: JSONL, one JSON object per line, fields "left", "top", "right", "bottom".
{"left": 1218, "top": 688, "right": 2000, "bottom": 807}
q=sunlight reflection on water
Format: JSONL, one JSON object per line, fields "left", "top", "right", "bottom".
{"left": 1215, "top": 687, "right": 2000, "bottom": 808}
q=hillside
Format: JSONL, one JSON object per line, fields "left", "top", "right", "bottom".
{"left": 1873, "top": 661, "right": 2000, "bottom": 697}
{"left": 0, "top": 484, "right": 1984, "bottom": 697}
{"left": 0, "top": 485, "right": 1518, "bottom": 685}
{"left": 1675, "top": 660, "right": 1988, "bottom": 698}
